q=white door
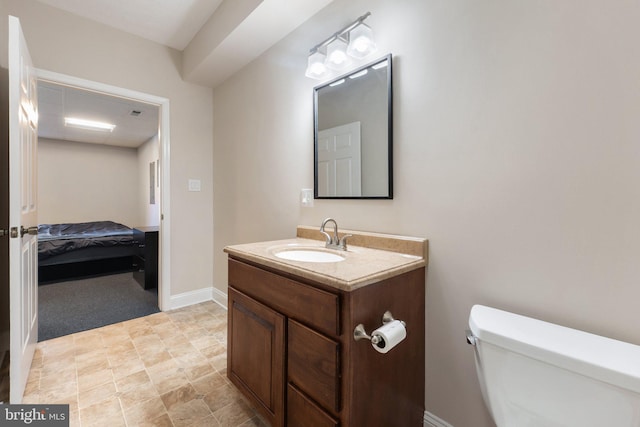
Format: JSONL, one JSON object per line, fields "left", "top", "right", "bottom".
{"left": 317, "top": 122, "right": 362, "bottom": 197}
{"left": 8, "top": 15, "right": 39, "bottom": 404}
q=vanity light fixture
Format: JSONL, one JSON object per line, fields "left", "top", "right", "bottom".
{"left": 305, "top": 12, "right": 377, "bottom": 80}
{"left": 64, "top": 117, "right": 116, "bottom": 132}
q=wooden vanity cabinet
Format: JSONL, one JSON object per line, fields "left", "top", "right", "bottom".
{"left": 227, "top": 257, "right": 425, "bottom": 427}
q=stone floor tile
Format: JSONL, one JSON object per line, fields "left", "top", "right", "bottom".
{"left": 25, "top": 300, "right": 268, "bottom": 427}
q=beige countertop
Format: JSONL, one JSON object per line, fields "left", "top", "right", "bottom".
{"left": 224, "top": 227, "right": 428, "bottom": 292}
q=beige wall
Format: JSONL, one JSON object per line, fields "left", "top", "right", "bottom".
{"left": 213, "top": 0, "right": 640, "bottom": 426}
{"left": 39, "top": 135, "right": 161, "bottom": 231}
{"left": 1, "top": 0, "right": 214, "bottom": 297}
{"left": 38, "top": 138, "right": 139, "bottom": 226}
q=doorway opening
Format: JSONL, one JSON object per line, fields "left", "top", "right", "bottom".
{"left": 34, "top": 69, "right": 171, "bottom": 339}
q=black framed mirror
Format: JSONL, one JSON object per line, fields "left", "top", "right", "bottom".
{"left": 314, "top": 54, "right": 393, "bottom": 199}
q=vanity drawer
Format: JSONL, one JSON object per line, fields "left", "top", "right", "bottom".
{"left": 288, "top": 319, "right": 340, "bottom": 413}
{"left": 228, "top": 258, "right": 340, "bottom": 336}
{"left": 287, "top": 384, "right": 339, "bottom": 427}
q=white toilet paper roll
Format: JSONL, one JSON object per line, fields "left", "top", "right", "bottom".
{"left": 371, "top": 320, "right": 407, "bottom": 354}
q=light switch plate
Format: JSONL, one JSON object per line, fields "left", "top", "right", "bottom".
{"left": 188, "top": 179, "right": 201, "bottom": 192}
{"left": 300, "top": 189, "right": 314, "bottom": 207}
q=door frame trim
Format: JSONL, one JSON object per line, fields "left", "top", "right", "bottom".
{"left": 34, "top": 68, "right": 172, "bottom": 310}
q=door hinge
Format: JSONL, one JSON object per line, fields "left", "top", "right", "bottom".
{"left": 10, "top": 227, "right": 18, "bottom": 238}
{"left": 0, "top": 228, "right": 8, "bottom": 238}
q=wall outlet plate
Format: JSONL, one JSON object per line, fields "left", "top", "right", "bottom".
{"left": 300, "top": 189, "right": 314, "bottom": 207}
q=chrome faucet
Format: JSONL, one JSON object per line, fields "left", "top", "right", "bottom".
{"left": 319, "top": 218, "right": 351, "bottom": 251}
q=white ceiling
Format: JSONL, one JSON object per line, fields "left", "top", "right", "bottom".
{"left": 34, "top": 0, "right": 335, "bottom": 146}
{"left": 36, "top": 0, "right": 334, "bottom": 86}
{"left": 35, "top": 0, "right": 225, "bottom": 51}
{"left": 38, "top": 81, "right": 159, "bottom": 148}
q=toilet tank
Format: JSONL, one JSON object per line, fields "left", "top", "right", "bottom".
{"left": 468, "top": 305, "right": 640, "bottom": 427}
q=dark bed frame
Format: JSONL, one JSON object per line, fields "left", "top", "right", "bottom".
{"left": 38, "top": 245, "right": 137, "bottom": 284}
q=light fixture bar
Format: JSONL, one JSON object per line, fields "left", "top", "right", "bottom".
{"left": 64, "top": 117, "right": 116, "bottom": 132}
{"left": 309, "top": 12, "right": 371, "bottom": 54}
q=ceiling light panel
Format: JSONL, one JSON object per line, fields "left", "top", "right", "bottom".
{"left": 64, "top": 117, "right": 116, "bottom": 132}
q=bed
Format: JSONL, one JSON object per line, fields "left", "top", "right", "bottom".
{"left": 38, "top": 221, "right": 137, "bottom": 283}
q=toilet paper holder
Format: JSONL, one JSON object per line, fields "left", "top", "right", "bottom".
{"left": 353, "top": 311, "right": 406, "bottom": 344}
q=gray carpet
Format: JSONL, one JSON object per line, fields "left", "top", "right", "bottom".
{"left": 38, "top": 273, "right": 159, "bottom": 342}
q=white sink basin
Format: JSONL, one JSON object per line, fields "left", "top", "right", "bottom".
{"left": 273, "top": 248, "right": 346, "bottom": 263}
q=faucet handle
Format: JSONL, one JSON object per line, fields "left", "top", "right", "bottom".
{"left": 338, "top": 234, "right": 353, "bottom": 250}
{"left": 320, "top": 230, "right": 333, "bottom": 246}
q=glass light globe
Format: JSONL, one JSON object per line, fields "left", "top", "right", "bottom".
{"left": 305, "top": 51, "right": 328, "bottom": 79}
{"left": 326, "top": 37, "right": 351, "bottom": 70}
{"left": 347, "top": 23, "right": 377, "bottom": 59}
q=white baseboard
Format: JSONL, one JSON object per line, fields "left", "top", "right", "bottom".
{"left": 167, "top": 286, "right": 228, "bottom": 311}
{"left": 424, "top": 410, "right": 454, "bottom": 427}
{"left": 211, "top": 286, "right": 228, "bottom": 310}
{"left": 168, "top": 287, "right": 214, "bottom": 310}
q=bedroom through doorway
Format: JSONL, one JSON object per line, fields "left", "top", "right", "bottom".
{"left": 34, "top": 70, "right": 171, "bottom": 341}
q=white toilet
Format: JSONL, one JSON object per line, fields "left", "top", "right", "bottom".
{"left": 467, "top": 304, "right": 640, "bottom": 426}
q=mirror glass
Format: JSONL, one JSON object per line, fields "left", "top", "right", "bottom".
{"left": 314, "top": 54, "right": 392, "bottom": 199}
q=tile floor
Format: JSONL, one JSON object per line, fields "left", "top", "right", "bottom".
{"left": 23, "top": 301, "right": 269, "bottom": 427}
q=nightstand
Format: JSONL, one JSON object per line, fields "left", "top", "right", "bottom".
{"left": 132, "top": 226, "right": 159, "bottom": 289}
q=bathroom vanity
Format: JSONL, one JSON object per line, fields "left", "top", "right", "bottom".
{"left": 224, "top": 226, "right": 427, "bottom": 427}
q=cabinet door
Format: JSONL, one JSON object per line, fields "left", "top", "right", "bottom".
{"left": 228, "top": 287, "right": 285, "bottom": 427}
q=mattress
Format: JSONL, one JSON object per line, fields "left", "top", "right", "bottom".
{"left": 38, "top": 221, "right": 135, "bottom": 261}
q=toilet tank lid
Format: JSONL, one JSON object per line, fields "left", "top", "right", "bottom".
{"left": 469, "top": 305, "right": 640, "bottom": 394}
